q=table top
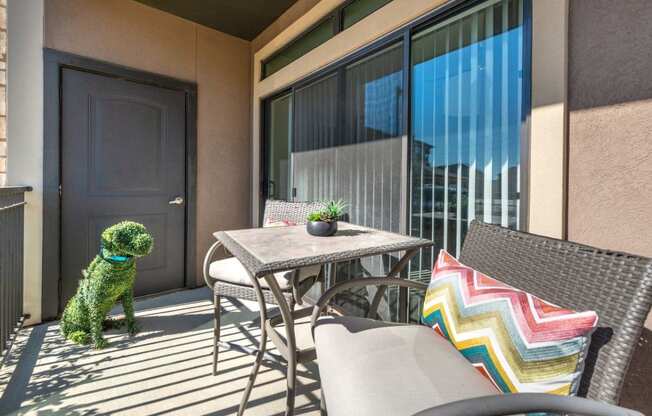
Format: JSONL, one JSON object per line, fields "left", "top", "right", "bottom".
{"left": 215, "top": 222, "right": 432, "bottom": 277}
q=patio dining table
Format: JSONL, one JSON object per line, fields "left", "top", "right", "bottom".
{"left": 214, "top": 221, "right": 433, "bottom": 416}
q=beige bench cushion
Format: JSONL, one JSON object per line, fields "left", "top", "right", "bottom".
{"left": 209, "top": 257, "right": 320, "bottom": 290}
{"left": 314, "top": 315, "right": 499, "bottom": 416}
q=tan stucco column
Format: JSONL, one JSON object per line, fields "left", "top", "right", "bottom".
{"left": 528, "top": 0, "right": 568, "bottom": 238}
{"left": 7, "top": 0, "right": 45, "bottom": 325}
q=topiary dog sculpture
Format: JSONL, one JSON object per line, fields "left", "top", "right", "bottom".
{"left": 61, "top": 221, "right": 153, "bottom": 349}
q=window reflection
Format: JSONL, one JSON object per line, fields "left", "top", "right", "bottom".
{"left": 409, "top": 0, "right": 526, "bottom": 287}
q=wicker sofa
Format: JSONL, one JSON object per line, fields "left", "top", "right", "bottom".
{"left": 311, "top": 220, "right": 652, "bottom": 416}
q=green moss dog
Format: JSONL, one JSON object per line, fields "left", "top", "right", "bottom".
{"left": 60, "top": 221, "right": 153, "bottom": 349}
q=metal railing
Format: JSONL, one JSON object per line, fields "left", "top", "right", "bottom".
{"left": 0, "top": 186, "right": 31, "bottom": 366}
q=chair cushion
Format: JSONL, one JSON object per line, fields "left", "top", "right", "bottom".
{"left": 263, "top": 219, "right": 297, "bottom": 227}
{"left": 314, "top": 315, "right": 498, "bottom": 416}
{"left": 422, "top": 250, "right": 599, "bottom": 396}
{"left": 208, "top": 257, "right": 320, "bottom": 290}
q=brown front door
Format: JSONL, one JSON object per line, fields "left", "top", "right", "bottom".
{"left": 60, "top": 68, "right": 187, "bottom": 306}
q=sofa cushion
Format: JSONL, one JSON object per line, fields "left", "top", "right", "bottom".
{"left": 314, "top": 315, "right": 498, "bottom": 416}
{"left": 209, "top": 257, "right": 320, "bottom": 290}
{"left": 422, "top": 250, "right": 599, "bottom": 396}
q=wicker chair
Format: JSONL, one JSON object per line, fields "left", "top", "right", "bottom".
{"left": 203, "top": 199, "right": 325, "bottom": 375}
{"left": 311, "top": 220, "right": 652, "bottom": 416}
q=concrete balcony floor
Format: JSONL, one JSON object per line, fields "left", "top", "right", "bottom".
{"left": 0, "top": 288, "right": 321, "bottom": 415}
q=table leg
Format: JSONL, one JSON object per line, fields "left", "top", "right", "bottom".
{"left": 263, "top": 274, "right": 298, "bottom": 416}
{"left": 238, "top": 272, "right": 269, "bottom": 416}
{"left": 368, "top": 248, "right": 419, "bottom": 321}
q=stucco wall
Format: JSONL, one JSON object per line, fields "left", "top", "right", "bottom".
{"left": 568, "top": 1, "right": 652, "bottom": 411}
{"left": 34, "top": 0, "right": 251, "bottom": 320}
{"left": 529, "top": 0, "right": 567, "bottom": 239}
{"left": 7, "top": 0, "right": 44, "bottom": 326}
{"left": 568, "top": 0, "right": 652, "bottom": 258}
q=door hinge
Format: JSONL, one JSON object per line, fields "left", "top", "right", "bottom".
{"left": 59, "top": 184, "right": 62, "bottom": 197}
{"left": 292, "top": 187, "right": 297, "bottom": 199}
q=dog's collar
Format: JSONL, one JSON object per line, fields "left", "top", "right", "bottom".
{"left": 99, "top": 244, "right": 133, "bottom": 264}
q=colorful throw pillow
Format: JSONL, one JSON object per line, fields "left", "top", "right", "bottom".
{"left": 422, "top": 250, "right": 599, "bottom": 396}
{"left": 263, "top": 219, "right": 297, "bottom": 228}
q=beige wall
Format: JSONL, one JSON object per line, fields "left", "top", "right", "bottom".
{"left": 528, "top": 0, "right": 567, "bottom": 239}
{"left": 567, "top": 4, "right": 652, "bottom": 409}
{"left": 22, "top": 0, "right": 252, "bottom": 322}
{"left": 567, "top": 0, "right": 652, "bottom": 258}
{"left": 7, "top": 0, "right": 44, "bottom": 326}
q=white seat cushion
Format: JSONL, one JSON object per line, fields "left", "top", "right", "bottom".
{"left": 314, "top": 315, "right": 499, "bottom": 416}
{"left": 208, "top": 257, "right": 320, "bottom": 290}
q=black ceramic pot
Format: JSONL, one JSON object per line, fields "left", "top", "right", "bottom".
{"left": 306, "top": 220, "right": 338, "bottom": 237}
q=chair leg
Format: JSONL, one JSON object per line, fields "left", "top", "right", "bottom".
{"left": 213, "top": 290, "right": 221, "bottom": 376}
{"left": 286, "top": 356, "right": 297, "bottom": 416}
{"left": 238, "top": 306, "right": 268, "bottom": 416}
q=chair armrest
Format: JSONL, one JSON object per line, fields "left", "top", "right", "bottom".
{"left": 411, "top": 393, "right": 644, "bottom": 416}
{"left": 202, "top": 240, "right": 225, "bottom": 290}
{"left": 310, "top": 277, "right": 428, "bottom": 334}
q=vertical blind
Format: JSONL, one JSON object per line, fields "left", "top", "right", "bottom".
{"left": 409, "top": 0, "right": 525, "bottom": 284}
{"left": 293, "top": 43, "right": 404, "bottom": 236}
{"left": 292, "top": 43, "right": 404, "bottom": 302}
{"left": 342, "top": 43, "right": 403, "bottom": 234}
{"left": 292, "top": 73, "right": 339, "bottom": 202}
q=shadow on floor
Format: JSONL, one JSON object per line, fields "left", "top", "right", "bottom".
{"left": 0, "top": 287, "right": 321, "bottom": 416}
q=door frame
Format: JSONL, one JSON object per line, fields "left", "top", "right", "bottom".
{"left": 42, "top": 48, "right": 198, "bottom": 320}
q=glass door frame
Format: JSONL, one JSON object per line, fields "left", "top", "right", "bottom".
{"left": 260, "top": 89, "right": 293, "bottom": 223}
{"left": 260, "top": 0, "right": 532, "bottom": 320}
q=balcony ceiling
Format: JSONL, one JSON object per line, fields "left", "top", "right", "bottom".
{"left": 133, "top": 0, "right": 299, "bottom": 41}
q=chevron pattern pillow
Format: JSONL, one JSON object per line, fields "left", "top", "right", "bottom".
{"left": 422, "top": 250, "right": 599, "bottom": 396}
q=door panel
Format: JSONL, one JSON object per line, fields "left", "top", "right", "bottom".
{"left": 88, "top": 97, "right": 166, "bottom": 195}
{"left": 61, "top": 68, "right": 186, "bottom": 304}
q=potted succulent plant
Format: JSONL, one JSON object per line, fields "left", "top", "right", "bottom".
{"left": 306, "top": 200, "right": 346, "bottom": 237}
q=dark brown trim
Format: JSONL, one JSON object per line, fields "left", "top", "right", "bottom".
{"left": 42, "top": 48, "right": 198, "bottom": 320}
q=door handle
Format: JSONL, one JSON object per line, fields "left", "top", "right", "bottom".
{"left": 169, "top": 196, "right": 184, "bottom": 205}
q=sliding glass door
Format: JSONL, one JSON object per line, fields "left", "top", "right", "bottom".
{"left": 262, "top": 0, "right": 529, "bottom": 320}
{"left": 292, "top": 43, "right": 404, "bottom": 234}
{"left": 409, "top": 0, "right": 526, "bottom": 285}
{"left": 291, "top": 42, "right": 404, "bottom": 291}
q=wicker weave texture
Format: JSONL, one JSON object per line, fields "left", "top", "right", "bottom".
{"left": 215, "top": 280, "right": 292, "bottom": 305}
{"left": 214, "top": 200, "right": 324, "bottom": 303}
{"left": 262, "top": 199, "right": 324, "bottom": 225}
{"left": 459, "top": 220, "right": 652, "bottom": 405}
